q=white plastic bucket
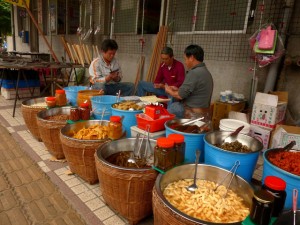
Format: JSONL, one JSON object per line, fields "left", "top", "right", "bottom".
{"left": 219, "top": 119, "right": 250, "bottom": 135}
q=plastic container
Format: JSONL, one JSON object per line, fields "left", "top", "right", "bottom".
{"left": 64, "top": 86, "right": 88, "bottom": 106}
{"left": 250, "top": 189, "right": 274, "bottom": 225}
{"left": 219, "top": 118, "right": 250, "bottom": 135}
{"left": 136, "top": 113, "right": 175, "bottom": 133}
{"left": 55, "top": 89, "right": 67, "bottom": 106}
{"left": 108, "top": 116, "right": 123, "bottom": 140}
{"left": 154, "top": 137, "right": 175, "bottom": 171}
{"left": 111, "top": 106, "right": 142, "bottom": 138}
{"left": 204, "top": 131, "right": 263, "bottom": 182}
{"left": 91, "top": 95, "right": 122, "bottom": 120}
{"left": 168, "top": 134, "right": 185, "bottom": 166}
{"left": 165, "top": 119, "right": 205, "bottom": 163}
{"left": 262, "top": 176, "right": 286, "bottom": 217}
{"left": 263, "top": 148, "right": 300, "bottom": 209}
{"left": 45, "top": 97, "right": 56, "bottom": 107}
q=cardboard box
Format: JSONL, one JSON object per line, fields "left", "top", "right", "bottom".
{"left": 1, "top": 87, "right": 40, "bottom": 100}
{"left": 270, "top": 125, "right": 300, "bottom": 150}
{"left": 250, "top": 92, "right": 288, "bottom": 129}
{"left": 249, "top": 125, "right": 272, "bottom": 150}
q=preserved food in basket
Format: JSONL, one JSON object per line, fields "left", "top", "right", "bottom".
{"left": 55, "top": 90, "right": 67, "bottom": 106}
{"left": 267, "top": 151, "right": 300, "bottom": 176}
{"left": 44, "top": 114, "right": 69, "bottom": 121}
{"left": 215, "top": 140, "right": 252, "bottom": 153}
{"left": 108, "top": 116, "right": 122, "bottom": 140}
{"left": 106, "top": 151, "right": 153, "bottom": 168}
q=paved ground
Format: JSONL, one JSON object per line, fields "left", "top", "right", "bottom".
{"left": 0, "top": 95, "right": 264, "bottom": 225}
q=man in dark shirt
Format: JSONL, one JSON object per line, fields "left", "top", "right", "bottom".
{"left": 137, "top": 47, "right": 185, "bottom": 97}
{"left": 165, "top": 44, "right": 213, "bottom": 118}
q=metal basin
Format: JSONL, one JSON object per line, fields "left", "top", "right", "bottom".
{"left": 154, "top": 164, "right": 253, "bottom": 225}
{"left": 204, "top": 131, "right": 263, "bottom": 182}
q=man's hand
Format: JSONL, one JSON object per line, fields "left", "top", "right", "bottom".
{"left": 169, "top": 85, "right": 178, "bottom": 91}
{"left": 154, "top": 83, "right": 165, "bottom": 89}
{"left": 105, "top": 71, "right": 119, "bottom": 82}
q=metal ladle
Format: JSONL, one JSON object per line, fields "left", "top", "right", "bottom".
{"left": 127, "top": 133, "right": 141, "bottom": 164}
{"left": 186, "top": 150, "right": 201, "bottom": 193}
{"left": 214, "top": 160, "right": 240, "bottom": 197}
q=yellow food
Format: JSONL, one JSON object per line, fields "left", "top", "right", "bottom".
{"left": 71, "top": 124, "right": 109, "bottom": 140}
{"left": 163, "top": 179, "right": 250, "bottom": 223}
{"left": 112, "top": 101, "right": 143, "bottom": 110}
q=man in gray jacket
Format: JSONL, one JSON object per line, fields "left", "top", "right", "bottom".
{"left": 165, "top": 44, "right": 213, "bottom": 118}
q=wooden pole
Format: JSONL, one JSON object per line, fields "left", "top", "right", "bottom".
{"left": 22, "top": 0, "right": 59, "bottom": 62}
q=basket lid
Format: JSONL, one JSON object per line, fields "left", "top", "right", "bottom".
{"left": 264, "top": 176, "right": 286, "bottom": 191}
{"left": 168, "top": 134, "right": 184, "bottom": 143}
{"left": 157, "top": 137, "right": 174, "bottom": 148}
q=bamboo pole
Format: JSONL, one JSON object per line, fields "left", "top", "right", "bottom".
{"left": 60, "top": 36, "right": 72, "bottom": 62}
{"left": 22, "top": 0, "right": 59, "bottom": 62}
{"left": 67, "top": 43, "right": 75, "bottom": 63}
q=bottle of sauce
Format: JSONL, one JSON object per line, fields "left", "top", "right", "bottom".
{"left": 250, "top": 189, "right": 274, "bottom": 225}
{"left": 262, "top": 176, "right": 286, "bottom": 217}
{"left": 55, "top": 89, "right": 67, "bottom": 106}
{"left": 108, "top": 116, "right": 122, "bottom": 140}
{"left": 79, "top": 102, "right": 90, "bottom": 120}
{"left": 168, "top": 134, "right": 185, "bottom": 166}
{"left": 154, "top": 137, "right": 175, "bottom": 171}
{"left": 70, "top": 107, "right": 80, "bottom": 121}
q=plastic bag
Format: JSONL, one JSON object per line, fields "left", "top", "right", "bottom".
{"left": 249, "top": 23, "right": 285, "bottom": 67}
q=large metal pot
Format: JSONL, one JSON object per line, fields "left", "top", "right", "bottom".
{"left": 37, "top": 107, "right": 70, "bottom": 159}
{"left": 153, "top": 164, "right": 254, "bottom": 225}
{"left": 95, "top": 138, "right": 158, "bottom": 225}
{"left": 204, "top": 131, "right": 263, "bottom": 182}
{"left": 165, "top": 119, "right": 208, "bottom": 163}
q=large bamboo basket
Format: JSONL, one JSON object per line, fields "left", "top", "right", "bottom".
{"left": 95, "top": 138, "right": 158, "bottom": 225}
{"left": 21, "top": 97, "right": 47, "bottom": 141}
{"left": 152, "top": 164, "right": 254, "bottom": 225}
{"left": 37, "top": 107, "right": 71, "bottom": 159}
{"left": 60, "top": 120, "right": 110, "bottom": 184}
{"left": 77, "top": 90, "right": 103, "bottom": 108}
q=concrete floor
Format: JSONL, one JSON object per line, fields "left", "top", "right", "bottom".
{"left": 0, "top": 95, "right": 264, "bottom": 225}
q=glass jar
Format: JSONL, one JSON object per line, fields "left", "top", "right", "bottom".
{"left": 55, "top": 89, "right": 67, "bottom": 106}
{"left": 108, "top": 116, "right": 122, "bottom": 140}
{"left": 79, "top": 103, "right": 90, "bottom": 120}
{"left": 45, "top": 97, "right": 56, "bottom": 108}
{"left": 154, "top": 137, "right": 175, "bottom": 171}
{"left": 262, "top": 176, "right": 287, "bottom": 217}
{"left": 250, "top": 189, "right": 274, "bottom": 225}
{"left": 70, "top": 107, "right": 80, "bottom": 121}
{"left": 168, "top": 134, "right": 185, "bottom": 166}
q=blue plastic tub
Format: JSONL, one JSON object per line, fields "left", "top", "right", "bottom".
{"left": 64, "top": 86, "right": 88, "bottom": 106}
{"left": 204, "top": 131, "right": 263, "bottom": 183}
{"left": 91, "top": 95, "right": 123, "bottom": 118}
{"left": 111, "top": 107, "right": 142, "bottom": 138}
{"left": 263, "top": 149, "right": 300, "bottom": 209}
{"left": 165, "top": 120, "right": 205, "bottom": 163}
{"left": 93, "top": 110, "right": 112, "bottom": 121}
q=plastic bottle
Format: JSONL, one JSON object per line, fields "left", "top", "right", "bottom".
{"left": 262, "top": 176, "right": 286, "bottom": 217}
{"left": 154, "top": 137, "right": 175, "bottom": 171}
{"left": 108, "top": 116, "right": 122, "bottom": 140}
{"left": 168, "top": 134, "right": 185, "bottom": 166}
{"left": 55, "top": 89, "right": 67, "bottom": 106}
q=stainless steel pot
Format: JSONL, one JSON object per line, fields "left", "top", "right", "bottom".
{"left": 154, "top": 164, "right": 254, "bottom": 225}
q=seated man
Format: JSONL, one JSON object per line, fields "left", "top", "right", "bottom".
{"left": 89, "top": 39, "right": 134, "bottom": 96}
{"left": 137, "top": 47, "right": 185, "bottom": 97}
{"left": 165, "top": 44, "right": 213, "bottom": 118}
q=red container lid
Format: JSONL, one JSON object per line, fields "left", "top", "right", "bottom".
{"left": 46, "top": 97, "right": 56, "bottom": 101}
{"left": 168, "top": 134, "right": 184, "bottom": 143}
{"left": 157, "top": 137, "right": 174, "bottom": 148}
{"left": 56, "top": 89, "right": 65, "bottom": 94}
{"left": 80, "top": 102, "right": 90, "bottom": 108}
{"left": 110, "top": 116, "right": 121, "bottom": 122}
{"left": 264, "top": 176, "right": 286, "bottom": 191}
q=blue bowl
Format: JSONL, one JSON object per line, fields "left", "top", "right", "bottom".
{"left": 111, "top": 107, "right": 142, "bottom": 138}
{"left": 165, "top": 119, "right": 206, "bottom": 163}
{"left": 64, "top": 86, "right": 88, "bottom": 106}
{"left": 263, "top": 149, "right": 300, "bottom": 209}
{"left": 91, "top": 95, "right": 123, "bottom": 116}
{"left": 204, "top": 131, "right": 263, "bottom": 183}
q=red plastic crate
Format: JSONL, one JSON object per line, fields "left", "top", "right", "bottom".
{"left": 136, "top": 113, "right": 175, "bottom": 133}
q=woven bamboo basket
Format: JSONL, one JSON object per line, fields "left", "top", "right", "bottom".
{"left": 37, "top": 107, "right": 71, "bottom": 159}
{"left": 60, "top": 120, "right": 110, "bottom": 184}
{"left": 152, "top": 164, "right": 254, "bottom": 225}
{"left": 95, "top": 138, "right": 158, "bottom": 225}
{"left": 77, "top": 90, "right": 103, "bottom": 109}
{"left": 21, "top": 97, "right": 47, "bottom": 141}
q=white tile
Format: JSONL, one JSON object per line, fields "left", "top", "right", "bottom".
{"left": 54, "top": 167, "right": 69, "bottom": 175}
{"left": 71, "top": 184, "right": 89, "bottom": 195}
{"left": 41, "top": 166, "right": 50, "bottom": 173}
{"left": 65, "top": 177, "right": 82, "bottom": 188}
{"left": 78, "top": 190, "right": 97, "bottom": 202}
{"left": 59, "top": 173, "right": 75, "bottom": 181}
{"left": 103, "top": 215, "right": 127, "bottom": 225}
{"left": 38, "top": 161, "right": 46, "bottom": 167}
{"left": 94, "top": 206, "right": 116, "bottom": 221}
{"left": 85, "top": 197, "right": 105, "bottom": 211}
